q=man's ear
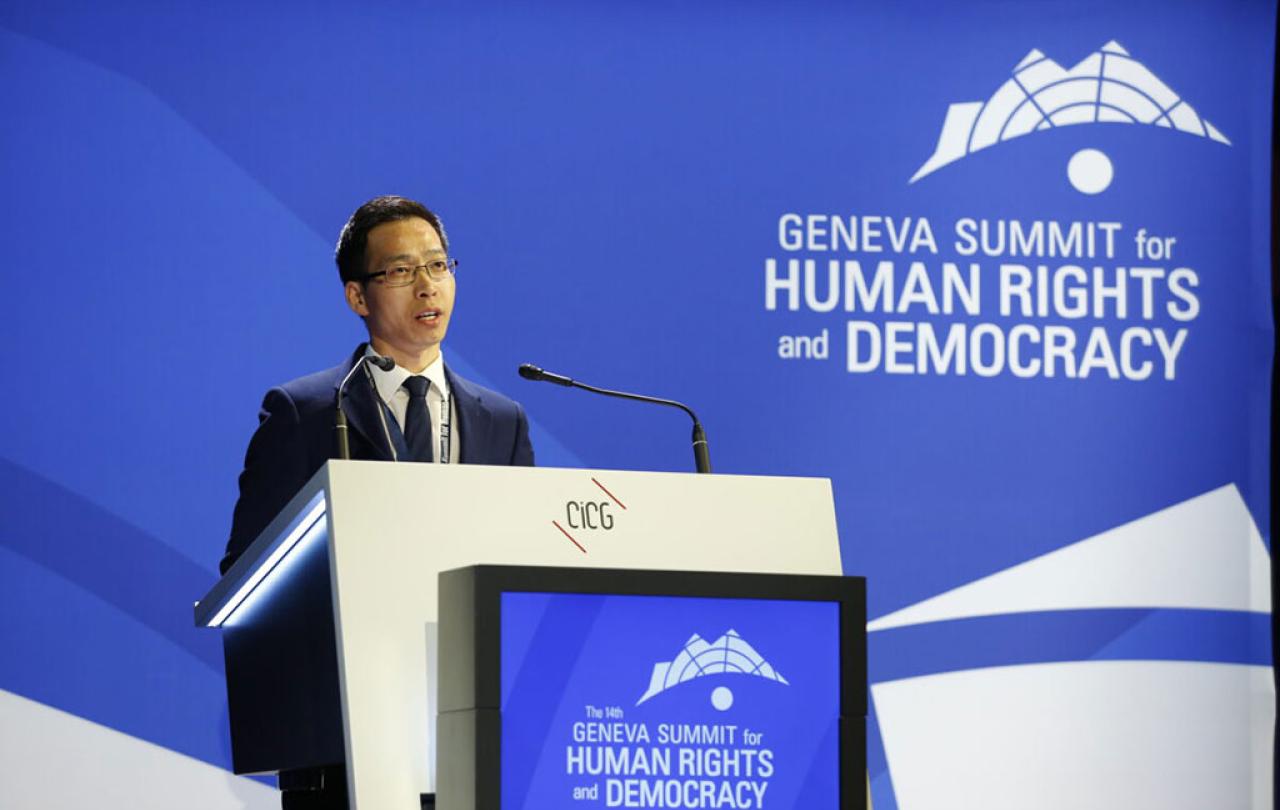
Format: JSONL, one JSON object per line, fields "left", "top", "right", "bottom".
{"left": 345, "top": 280, "right": 369, "bottom": 317}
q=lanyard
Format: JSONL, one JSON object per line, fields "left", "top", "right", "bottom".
{"left": 438, "top": 392, "right": 452, "bottom": 464}
{"left": 361, "top": 364, "right": 454, "bottom": 463}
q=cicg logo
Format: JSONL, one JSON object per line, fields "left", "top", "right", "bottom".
{"left": 551, "top": 477, "right": 628, "bottom": 553}
{"left": 565, "top": 500, "right": 615, "bottom": 530}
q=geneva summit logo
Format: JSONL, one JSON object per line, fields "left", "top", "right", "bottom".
{"left": 566, "top": 627, "right": 791, "bottom": 807}
{"left": 636, "top": 630, "right": 789, "bottom": 711}
{"left": 911, "top": 41, "right": 1230, "bottom": 194}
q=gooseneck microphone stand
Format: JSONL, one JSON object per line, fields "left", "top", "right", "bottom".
{"left": 333, "top": 354, "right": 396, "bottom": 459}
{"left": 518, "top": 363, "right": 711, "bottom": 474}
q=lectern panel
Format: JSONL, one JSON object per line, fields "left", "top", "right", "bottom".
{"left": 222, "top": 518, "right": 345, "bottom": 773}
{"left": 438, "top": 566, "right": 866, "bottom": 810}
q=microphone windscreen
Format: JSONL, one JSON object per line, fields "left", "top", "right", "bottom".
{"left": 369, "top": 355, "right": 396, "bottom": 372}
{"left": 518, "top": 363, "right": 543, "bottom": 381}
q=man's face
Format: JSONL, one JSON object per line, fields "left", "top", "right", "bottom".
{"left": 345, "top": 217, "right": 455, "bottom": 371}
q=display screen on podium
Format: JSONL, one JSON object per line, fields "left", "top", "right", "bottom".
{"left": 438, "top": 566, "right": 864, "bottom": 810}
{"left": 500, "top": 591, "right": 841, "bottom": 809}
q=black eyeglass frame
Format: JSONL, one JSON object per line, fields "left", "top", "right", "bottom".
{"left": 361, "top": 258, "right": 459, "bottom": 286}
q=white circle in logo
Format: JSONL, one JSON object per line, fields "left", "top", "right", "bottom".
{"left": 1067, "top": 149, "right": 1113, "bottom": 194}
{"left": 710, "top": 686, "right": 734, "bottom": 711}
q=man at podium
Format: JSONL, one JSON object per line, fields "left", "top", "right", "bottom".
{"left": 220, "top": 195, "right": 534, "bottom": 808}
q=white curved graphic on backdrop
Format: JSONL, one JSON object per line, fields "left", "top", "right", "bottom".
{"left": 873, "top": 661, "right": 1273, "bottom": 810}
{"left": 869, "top": 484, "right": 1270, "bottom": 631}
{"left": 869, "top": 485, "right": 1273, "bottom": 808}
{"left": 0, "top": 689, "right": 278, "bottom": 809}
{"left": 911, "top": 41, "right": 1231, "bottom": 183}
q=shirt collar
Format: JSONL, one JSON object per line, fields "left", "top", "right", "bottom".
{"left": 363, "top": 345, "right": 449, "bottom": 401}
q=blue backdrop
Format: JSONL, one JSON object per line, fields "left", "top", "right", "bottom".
{"left": 0, "top": 1, "right": 1272, "bottom": 807}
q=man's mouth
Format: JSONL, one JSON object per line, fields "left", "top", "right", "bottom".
{"left": 416, "top": 310, "right": 441, "bottom": 322}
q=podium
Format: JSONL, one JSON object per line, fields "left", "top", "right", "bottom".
{"left": 196, "top": 460, "right": 849, "bottom": 809}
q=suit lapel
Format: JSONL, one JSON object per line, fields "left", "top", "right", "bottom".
{"left": 447, "top": 366, "right": 490, "bottom": 464}
{"left": 334, "top": 345, "right": 395, "bottom": 461}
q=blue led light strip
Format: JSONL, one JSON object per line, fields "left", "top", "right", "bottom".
{"left": 203, "top": 496, "right": 328, "bottom": 628}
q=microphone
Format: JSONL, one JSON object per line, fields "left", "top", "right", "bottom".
{"left": 518, "top": 364, "right": 712, "bottom": 474}
{"left": 518, "top": 363, "right": 572, "bottom": 386}
{"left": 334, "top": 354, "right": 396, "bottom": 459}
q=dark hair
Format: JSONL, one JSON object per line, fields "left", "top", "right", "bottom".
{"left": 334, "top": 195, "right": 449, "bottom": 283}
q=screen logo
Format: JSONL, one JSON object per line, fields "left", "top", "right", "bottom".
{"left": 502, "top": 593, "right": 840, "bottom": 808}
{"left": 636, "top": 630, "right": 789, "bottom": 711}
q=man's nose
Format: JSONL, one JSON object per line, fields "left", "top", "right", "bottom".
{"left": 414, "top": 270, "right": 438, "bottom": 294}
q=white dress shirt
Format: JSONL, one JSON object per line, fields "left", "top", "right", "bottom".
{"left": 363, "top": 347, "right": 461, "bottom": 464}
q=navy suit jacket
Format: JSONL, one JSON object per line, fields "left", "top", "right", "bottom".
{"left": 221, "top": 345, "right": 534, "bottom": 573}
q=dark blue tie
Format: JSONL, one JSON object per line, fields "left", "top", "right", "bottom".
{"left": 402, "top": 376, "right": 434, "bottom": 462}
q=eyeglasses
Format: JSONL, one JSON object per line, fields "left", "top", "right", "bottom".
{"left": 362, "top": 258, "right": 459, "bottom": 287}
